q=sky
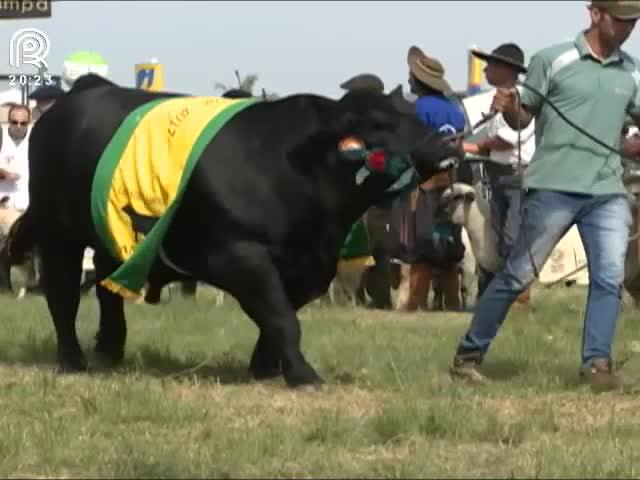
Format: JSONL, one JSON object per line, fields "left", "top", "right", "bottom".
{"left": 1, "top": 1, "right": 638, "bottom": 99}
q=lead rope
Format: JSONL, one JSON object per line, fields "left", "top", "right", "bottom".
{"left": 512, "top": 80, "right": 640, "bottom": 283}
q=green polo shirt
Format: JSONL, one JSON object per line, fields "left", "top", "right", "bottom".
{"left": 519, "top": 31, "right": 640, "bottom": 195}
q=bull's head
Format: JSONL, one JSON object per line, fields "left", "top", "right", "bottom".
{"left": 335, "top": 89, "right": 461, "bottom": 182}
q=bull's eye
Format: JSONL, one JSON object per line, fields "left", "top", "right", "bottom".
{"left": 366, "top": 149, "right": 387, "bottom": 172}
{"left": 338, "top": 136, "right": 366, "bottom": 161}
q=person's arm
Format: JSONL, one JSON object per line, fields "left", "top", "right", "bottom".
{"left": 501, "top": 99, "right": 535, "bottom": 131}
{"left": 0, "top": 163, "right": 20, "bottom": 181}
{"left": 625, "top": 65, "right": 640, "bottom": 158}
{"left": 463, "top": 137, "right": 512, "bottom": 154}
{"left": 495, "top": 52, "right": 549, "bottom": 130}
{"left": 0, "top": 156, "right": 19, "bottom": 181}
{"left": 479, "top": 136, "right": 514, "bottom": 152}
{"left": 463, "top": 115, "right": 514, "bottom": 154}
{"left": 0, "top": 169, "right": 19, "bottom": 181}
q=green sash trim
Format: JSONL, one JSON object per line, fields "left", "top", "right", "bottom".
{"left": 90, "top": 98, "right": 256, "bottom": 297}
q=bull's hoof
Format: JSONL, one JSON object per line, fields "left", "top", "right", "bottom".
{"left": 249, "top": 366, "right": 282, "bottom": 381}
{"left": 284, "top": 367, "right": 325, "bottom": 389}
{"left": 56, "top": 356, "right": 88, "bottom": 374}
{"left": 295, "top": 382, "right": 329, "bottom": 393}
{"left": 94, "top": 347, "right": 124, "bottom": 369}
{"left": 144, "top": 286, "right": 162, "bottom": 304}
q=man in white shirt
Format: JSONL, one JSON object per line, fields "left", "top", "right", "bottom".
{"left": 0, "top": 105, "right": 31, "bottom": 211}
{"left": 463, "top": 43, "right": 535, "bottom": 303}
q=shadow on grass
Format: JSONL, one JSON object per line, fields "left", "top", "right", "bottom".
{"left": 480, "top": 357, "right": 530, "bottom": 381}
{"left": 121, "top": 345, "right": 253, "bottom": 385}
{"left": 0, "top": 334, "right": 255, "bottom": 385}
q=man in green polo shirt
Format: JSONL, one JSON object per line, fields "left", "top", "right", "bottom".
{"left": 450, "top": 0, "right": 640, "bottom": 391}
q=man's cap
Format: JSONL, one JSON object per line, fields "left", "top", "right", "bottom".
{"left": 28, "top": 85, "right": 65, "bottom": 101}
{"left": 470, "top": 43, "right": 527, "bottom": 74}
{"left": 339, "top": 73, "right": 385, "bottom": 93}
{"left": 407, "top": 46, "right": 452, "bottom": 95}
{"left": 591, "top": 0, "right": 640, "bottom": 20}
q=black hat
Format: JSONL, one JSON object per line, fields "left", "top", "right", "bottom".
{"left": 221, "top": 88, "right": 252, "bottom": 98}
{"left": 28, "top": 85, "right": 65, "bottom": 101}
{"left": 339, "top": 73, "right": 385, "bottom": 94}
{"left": 470, "top": 43, "right": 527, "bottom": 74}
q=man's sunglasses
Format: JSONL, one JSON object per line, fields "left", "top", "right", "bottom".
{"left": 9, "top": 120, "right": 28, "bottom": 126}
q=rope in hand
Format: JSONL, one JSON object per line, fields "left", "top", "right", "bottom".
{"left": 450, "top": 80, "right": 640, "bottom": 281}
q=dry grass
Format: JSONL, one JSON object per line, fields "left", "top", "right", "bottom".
{"left": 0, "top": 285, "right": 640, "bottom": 478}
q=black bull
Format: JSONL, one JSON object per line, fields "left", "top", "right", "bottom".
{"left": 4, "top": 74, "right": 460, "bottom": 388}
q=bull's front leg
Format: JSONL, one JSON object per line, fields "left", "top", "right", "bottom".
{"left": 209, "top": 244, "right": 324, "bottom": 388}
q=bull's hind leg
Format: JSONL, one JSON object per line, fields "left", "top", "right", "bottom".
{"left": 93, "top": 251, "right": 127, "bottom": 366}
{"left": 39, "top": 240, "right": 86, "bottom": 371}
{"left": 209, "top": 244, "right": 323, "bottom": 388}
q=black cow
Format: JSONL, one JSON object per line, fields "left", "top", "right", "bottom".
{"left": 4, "top": 74, "right": 459, "bottom": 388}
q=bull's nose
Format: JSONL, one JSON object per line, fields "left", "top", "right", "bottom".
{"left": 438, "top": 157, "right": 458, "bottom": 170}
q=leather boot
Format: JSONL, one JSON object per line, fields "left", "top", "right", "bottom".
{"left": 515, "top": 286, "right": 531, "bottom": 305}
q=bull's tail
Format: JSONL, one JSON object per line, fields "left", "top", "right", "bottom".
{"left": 2, "top": 208, "right": 37, "bottom": 266}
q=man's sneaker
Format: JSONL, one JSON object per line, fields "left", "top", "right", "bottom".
{"left": 449, "top": 352, "right": 487, "bottom": 384}
{"left": 579, "top": 357, "right": 625, "bottom": 393}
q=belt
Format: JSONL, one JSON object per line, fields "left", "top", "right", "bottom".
{"left": 484, "top": 162, "right": 526, "bottom": 179}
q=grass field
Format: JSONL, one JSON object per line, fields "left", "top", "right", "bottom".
{"left": 1, "top": 285, "right": 640, "bottom": 478}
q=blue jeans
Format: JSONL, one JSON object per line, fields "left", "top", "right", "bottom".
{"left": 477, "top": 179, "right": 524, "bottom": 297}
{"left": 456, "top": 189, "right": 631, "bottom": 366}
{"left": 490, "top": 180, "right": 523, "bottom": 260}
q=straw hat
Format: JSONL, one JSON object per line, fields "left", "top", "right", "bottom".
{"left": 407, "top": 46, "right": 452, "bottom": 95}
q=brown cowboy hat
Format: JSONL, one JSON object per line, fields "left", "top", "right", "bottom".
{"left": 470, "top": 43, "right": 527, "bottom": 74}
{"left": 407, "top": 46, "right": 452, "bottom": 95}
{"left": 590, "top": 0, "right": 640, "bottom": 20}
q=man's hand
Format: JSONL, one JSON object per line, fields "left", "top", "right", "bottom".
{"left": 0, "top": 169, "right": 20, "bottom": 181}
{"left": 491, "top": 87, "right": 519, "bottom": 116}
{"left": 623, "top": 133, "right": 640, "bottom": 158}
{"left": 492, "top": 87, "right": 534, "bottom": 131}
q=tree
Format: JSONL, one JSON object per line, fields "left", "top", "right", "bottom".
{"left": 214, "top": 70, "right": 278, "bottom": 99}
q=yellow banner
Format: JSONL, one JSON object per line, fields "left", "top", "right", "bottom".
{"left": 467, "top": 51, "right": 485, "bottom": 94}
{"left": 104, "top": 96, "right": 245, "bottom": 262}
{"left": 135, "top": 62, "right": 164, "bottom": 91}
